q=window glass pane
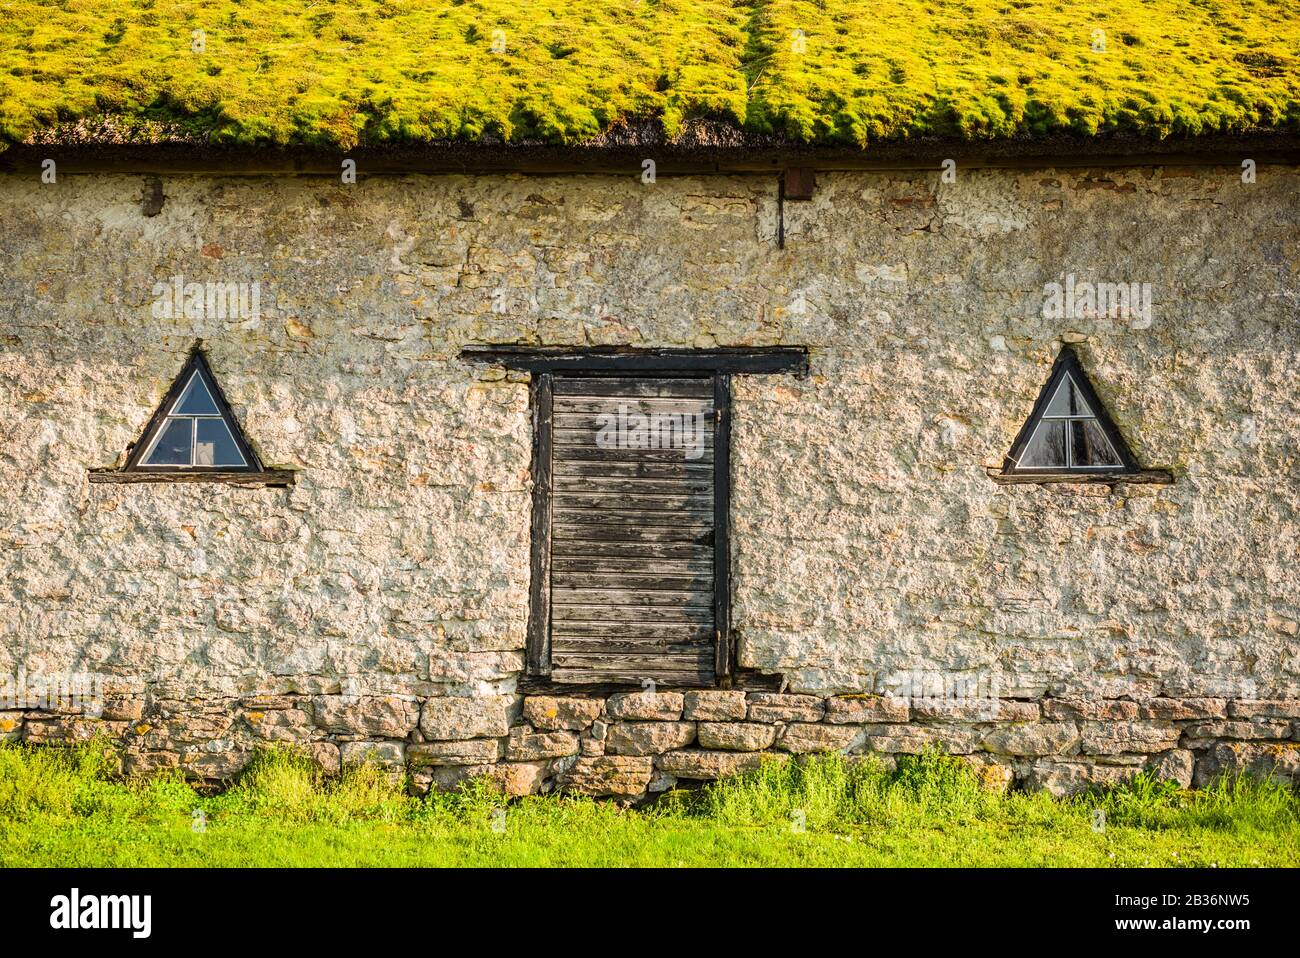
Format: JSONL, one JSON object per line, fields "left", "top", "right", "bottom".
{"left": 195, "top": 418, "right": 246, "bottom": 467}
{"left": 173, "top": 372, "right": 220, "bottom": 415}
{"left": 1071, "top": 419, "right": 1122, "bottom": 467}
{"left": 1019, "top": 420, "right": 1068, "bottom": 468}
{"left": 142, "top": 418, "right": 193, "bottom": 465}
{"left": 1043, "top": 375, "right": 1093, "bottom": 418}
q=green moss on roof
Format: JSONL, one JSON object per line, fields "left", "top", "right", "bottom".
{"left": 747, "top": 0, "right": 1300, "bottom": 142}
{"left": 1, "top": 0, "right": 1296, "bottom": 151}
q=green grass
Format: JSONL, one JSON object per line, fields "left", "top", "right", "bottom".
{"left": 1, "top": 743, "right": 1296, "bottom": 867}
{"left": 0, "top": 1, "right": 1296, "bottom": 150}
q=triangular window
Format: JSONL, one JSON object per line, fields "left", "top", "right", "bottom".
{"left": 1004, "top": 348, "right": 1138, "bottom": 474}
{"left": 125, "top": 349, "right": 261, "bottom": 471}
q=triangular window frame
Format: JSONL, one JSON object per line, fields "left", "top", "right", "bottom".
{"left": 124, "top": 348, "right": 263, "bottom": 473}
{"left": 1002, "top": 347, "right": 1140, "bottom": 475}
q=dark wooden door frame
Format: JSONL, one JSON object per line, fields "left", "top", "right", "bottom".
{"left": 526, "top": 371, "right": 554, "bottom": 676}
{"left": 463, "top": 346, "right": 808, "bottom": 688}
{"left": 461, "top": 345, "right": 808, "bottom": 376}
{"left": 712, "top": 372, "right": 734, "bottom": 679}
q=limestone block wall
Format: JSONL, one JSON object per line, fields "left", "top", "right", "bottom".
{"left": 0, "top": 164, "right": 1297, "bottom": 797}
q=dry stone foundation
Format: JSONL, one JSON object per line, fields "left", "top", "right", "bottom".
{"left": 7, "top": 689, "right": 1300, "bottom": 798}
{"left": 1, "top": 164, "right": 1298, "bottom": 799}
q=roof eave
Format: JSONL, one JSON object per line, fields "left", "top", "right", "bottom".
{"left": 3, "top": 130, "right": 1298, "bottom": 175}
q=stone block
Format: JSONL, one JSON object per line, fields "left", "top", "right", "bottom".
{"left": 410, "top": 764, "right": 494, "bottom": 795}
{"left": 777, "top": 723, "right": 861, "bottom": 754}
{"left": 505, "top": 727, "right": 579, "bottom": 761}
{"left": 559, "top": 756, "right": 654, "bottom": 797}
{"left": 124, "top": 751, "right": 181, "bottom": 776}
{"left": 963, "top": 754, "right": 1014, "bottom": 793}
{"left": 308, "top": 741, "right": 341, "bottom": 775}
{"left": 746, "top": 693, "right": 824, "bottom": 723}
{"left": 1194, "top": 742, "right": 1300, "bottom": 787}
{"left": 1148, "top": 749, "right": 1194, "bottom": 788}
{"left": 1180, "top": 720, "right": 1290, "bottom": 748}
{"left": 683, "top": 690, "right": 748, "bottom": 721}
{"left": 340, "top": 740, "right": 406, "bottom": 770}
{"left": 22, "top": 717, "right": 120, "bottom": 745}
{"left": 523, "top": 696, "right": 602, "bottom": 731}
{"left": 1228, "top": 700, "right": 1300, "bottom": 720}
{"left": 1021, "top": 760, "right": 1140, "bottom": 797}
{"left": 697, "top": 722, "right": 777, "bottom": 751}
{"left": 1042, "top": 699, "right": 1139, "bottom": 721}
{"left": 245, "top": 708, "right": 314, "bottom": 742}
{"left": 312, "top": 695, "right": 418, "bottom": 738}
{"left": 1079, "top": 721, "right": 1181, "bottom": 754}
{"left": 1137, "top": 698, "right": 1227, "bottom": 721}
{"left": 656, "top": 750, "right": 784, "bottom": 780}
{"left": 487, "top": 761, "right": 550, "bottom": 797}
{"left": 419, "top": 696, "right": 512, "bottom": 740}
{"left": 182, "top": 749, "right": 254, "bottom": 780}
{"left": 825, "top": 695, "right": 908, "bottom": 724}
{"left": 100, "top": 698, "right": 146, "bottom": 722}
{"left": 981, "top": 722, "right": 1080, "bottom": 757}
{"left": 605, "top": 721, "right": 695, "bottom": 756}
{"left": 606, "top": 691, "right": 683, "bottom": 721}
{"left": 912, "top": 699, "right": 1038, "bottom": 722}
{"left": 408, "top": 738, "right": 502, "bottom": 767}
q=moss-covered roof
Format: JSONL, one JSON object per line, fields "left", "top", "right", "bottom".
{"left": 2, "top": 0, "right": 1297, "bottom": 152}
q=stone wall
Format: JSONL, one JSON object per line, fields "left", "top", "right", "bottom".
{"left": 1, "top": 163, "right": 1297, "bottom": 796}
{"left": 6, "top": 688, "right": 1300, "bottom": 798}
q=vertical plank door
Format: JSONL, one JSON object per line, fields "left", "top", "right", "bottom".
{"left": 547, "top": 376, "right": 717, "bottom": 685}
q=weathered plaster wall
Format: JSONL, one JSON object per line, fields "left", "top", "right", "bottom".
{"left": 1, "top": 165, "right": 1297, "bottom": 796}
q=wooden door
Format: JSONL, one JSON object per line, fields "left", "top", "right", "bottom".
{"left": 544, "top": 376, "right": 719, "bottom": 685}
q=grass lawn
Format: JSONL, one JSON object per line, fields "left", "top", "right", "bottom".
{"left": 1, "top": 744, "right": 1296, "bottom": 867}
